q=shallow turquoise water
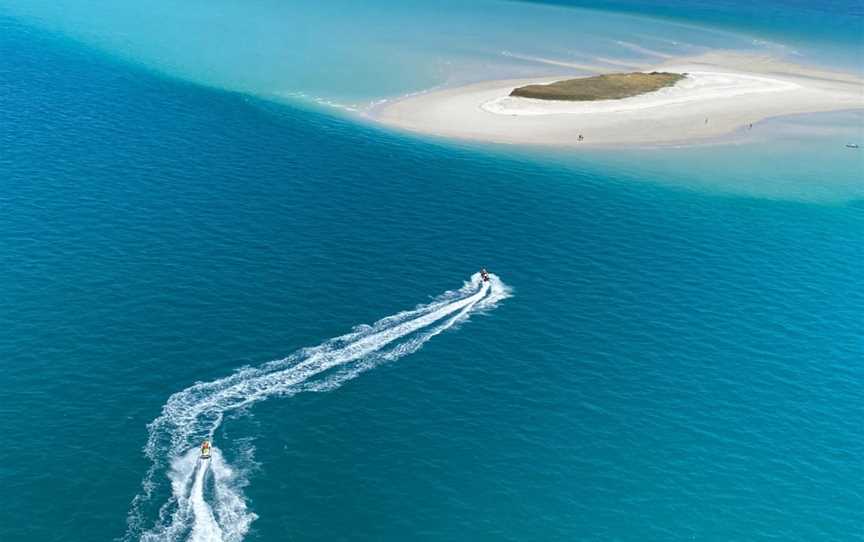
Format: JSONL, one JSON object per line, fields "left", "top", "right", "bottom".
{"left": 7, "top": 0, "right": 861, "bottom": 108}
{"left": 529, "top": 0, "right": 864, "bottom": 69}
{"left": 0, "top": 3, "right": 862, "bottom": 542}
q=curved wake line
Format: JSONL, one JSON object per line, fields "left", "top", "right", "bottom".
{"left": 125, "top": 273, "right": 511, "bottom": 542}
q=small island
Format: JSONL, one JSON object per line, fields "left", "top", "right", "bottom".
{"left": 510, "top": 71, "right": 685, "bottom": 101}
{"left": 374, "top": 52, "right": 864, "bottom": 147}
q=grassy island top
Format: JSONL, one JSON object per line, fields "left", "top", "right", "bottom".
{"left": 510, "top": 72, "right": 685, "bottom": 101}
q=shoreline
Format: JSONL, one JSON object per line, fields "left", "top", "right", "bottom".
{"left": 369, "top": 52, "right": 864, "bottom": 148}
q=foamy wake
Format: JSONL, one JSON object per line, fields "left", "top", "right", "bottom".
{"left": 125, "top": 273, "right": 511, "bottom": 542}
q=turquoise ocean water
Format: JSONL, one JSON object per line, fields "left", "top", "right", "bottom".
{"left": 1, "top": 1, "right": 862, "bottom": 541}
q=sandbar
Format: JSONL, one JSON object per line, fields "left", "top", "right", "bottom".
{"left": 370, "top": 52, "right": 864, "bottom": 147}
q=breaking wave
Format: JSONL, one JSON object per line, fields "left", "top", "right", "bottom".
{"left": 125, "top": 273, "right": 511, "bottom": 541}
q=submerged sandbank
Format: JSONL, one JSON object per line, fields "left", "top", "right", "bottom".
{"left": 371, "top": 52, "right": 864, "bottom": 147}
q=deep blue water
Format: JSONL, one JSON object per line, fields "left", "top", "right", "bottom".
{"left": 1, "top": 7, "right": 863, "bottom": 542}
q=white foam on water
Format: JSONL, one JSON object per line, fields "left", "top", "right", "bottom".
{"left": 274, "top": 90, "right": 360, "bottom": 112}
{"left": 126, "top": 273, "right": 511, "bottom": 542}
{"left": 188, "top": 454, "right": 221, "bottom": 542}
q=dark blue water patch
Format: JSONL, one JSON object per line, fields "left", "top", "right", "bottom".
{"left": 1, "top": 17, "right": 863, "bottom": 542}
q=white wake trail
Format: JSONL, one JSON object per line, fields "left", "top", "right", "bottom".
{"left": 188, "top": 457, "right": 221, "bottom": 542}
{"left": 126, "top": 273, "right": 511, "bottom": 542}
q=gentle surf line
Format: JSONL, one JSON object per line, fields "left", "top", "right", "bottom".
{"left": 126, "top": 273, "right": 511, "bottom": 542}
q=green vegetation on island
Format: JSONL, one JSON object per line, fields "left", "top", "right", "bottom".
{"left": 510, "top": 72, "right": 685, "bottom": 101}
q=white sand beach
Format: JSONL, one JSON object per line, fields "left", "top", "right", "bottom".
{"left": 371, "top": 52, "right": 864, "bottom": 147}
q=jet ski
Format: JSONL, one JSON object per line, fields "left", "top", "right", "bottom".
{"left": 200, "top": 439, "right": 212, "bottom": 460}
{"left": 846, "top": 143, "right": 859, "bottom": 149}
{"left": 480, "top": 268, "right": 490, "bottom": 283}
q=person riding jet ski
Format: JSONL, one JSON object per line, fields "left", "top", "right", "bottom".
{"left": 480, "top": 268, "right": 490, "bottom": 282}
{"left": 201, "top": 439, "right": 212, "bottom": 459}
